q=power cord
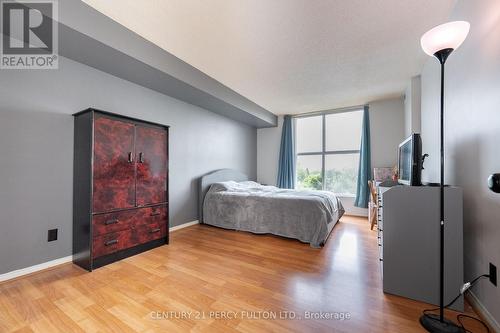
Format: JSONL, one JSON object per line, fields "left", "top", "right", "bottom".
{"left": 457, "top": 314, "right": 490, "bottom": 333}
{"left": 421, "top": 274, "right": 490, "bottom": 333}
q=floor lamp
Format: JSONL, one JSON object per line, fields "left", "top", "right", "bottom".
{"left": 419, "top": 21, "right": 470, "bottom": 333}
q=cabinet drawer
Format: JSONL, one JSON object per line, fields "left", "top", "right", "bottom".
{"left": 377, "top": 228, "right": 383, "bottom": 242}
{"left": 134, "top": 205, "right": 167, "bottom": 227}
{"left": 93, "top": 210, "right": 136, "bottom": 236}
{"left": 93, "top": 205, "right": 167, "bottom": 237}
{"left": 93, "top": 223, "right": 166, "bottom": 259}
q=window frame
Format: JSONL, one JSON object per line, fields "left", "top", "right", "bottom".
{"left": 294, "top": 107, "right": 363, "bottom": 196}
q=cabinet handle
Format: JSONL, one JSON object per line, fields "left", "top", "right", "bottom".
{"left": 105, "top": 219, "right": 119, "bottom": 225}
{"left": 150, "top": 211, "right": 161, "bottom": 217}
{"left": 105, "top": 239, "right": 118, "bottom": 246}
{"left": 139, "top": 152, "right": 144, "bottom": 163}
{"left": 379, "top": 258, "right": 383, "bottom": 262}
{"left": 128, "top": 152, "right": 134, "bottom": 163}
{"left": 150, "top": 228, "right": 161, "bottom": 233}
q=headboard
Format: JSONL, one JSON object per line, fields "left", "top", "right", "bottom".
{"left": 198, "top": 169, "right": 249, "bottom": 223}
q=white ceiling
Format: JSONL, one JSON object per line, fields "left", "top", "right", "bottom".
{"left": 82, "top": 0, "right": 456, "bottom": 115}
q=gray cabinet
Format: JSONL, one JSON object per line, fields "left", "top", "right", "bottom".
{"left": 376, "top": 185, "right": 392, "bottom": 275}
{"left": 379, "top": 185, "right": 464, "bottom": 311}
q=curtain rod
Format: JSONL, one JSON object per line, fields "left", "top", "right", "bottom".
{"left": 291, "top": 104, "right": 368, "bottom": 118}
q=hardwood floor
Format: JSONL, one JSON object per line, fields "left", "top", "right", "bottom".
{"left": 0, "top": 216, "right": 488, "bottom": 333}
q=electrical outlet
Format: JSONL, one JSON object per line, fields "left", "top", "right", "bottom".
{"left": 489, "top": 263, "right": 497, "bottom": 287}
{"left": 48, "top": 229, "right": 58, "bottom": 242}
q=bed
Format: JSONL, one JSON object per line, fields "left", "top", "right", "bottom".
{"left": 199, "top": 169, "right": 344, "bottom": 247}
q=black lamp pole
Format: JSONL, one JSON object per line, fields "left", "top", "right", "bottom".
{"left": 419, "top": 47, "right": 465, "bottom": 333}
{"left": 437, "top": 48, "right": 452, "bottom": 323}
{"left": 419, "top": 20, "right": 469, "bottom": 333}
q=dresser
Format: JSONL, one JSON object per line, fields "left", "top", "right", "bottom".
{"left": 375, "top": 182, "right": 392, "bottom": 274}
{"left": 378, "top": 185, "right": 464, "bottom": 311}
{"left": 73, "top": 109, "right": 169, "bottom": 271}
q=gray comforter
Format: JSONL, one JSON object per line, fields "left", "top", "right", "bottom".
{"left": 203, "top": 181, "right": 344, "bottom": 247}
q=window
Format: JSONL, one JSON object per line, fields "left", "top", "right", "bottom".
{"left": 295, "top": 109, "right": 363, "bottom": 196}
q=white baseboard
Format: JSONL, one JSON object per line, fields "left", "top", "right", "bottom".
{"left": 466, "top": 291, "right": 500, "bottom": 333}
{"left": 0, "top": 220, "right": 199, "bottom": 283}
{"left": 344, "top": 212, "right": 368, "bottom": 217}
{"left": 0, "top": 255, "right": 73, "bottom": 283}
{"left": 170, "top": 220, "right": 199, "bottom": 232}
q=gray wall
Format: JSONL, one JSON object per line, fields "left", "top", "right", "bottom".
{"left": 0, "top": 56, "right": 256, "bottom": 274}
{"left": 370, "top": 97, "right": 406, "bottom": 170}
{"left": 420, "top": 0, "right": 500, "bottom": 324}
{"left": 404, "top": 75, "right": 422, "bottom": 137}
{"left": 257, "top": 116, "right": 283, "bottom": 186}
{"left": 256, "top": 97, "right": 405, "bottom": 216}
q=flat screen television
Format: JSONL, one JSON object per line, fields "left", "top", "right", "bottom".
{"left": 398, "top": 133, "right": 422, "bottom": 186}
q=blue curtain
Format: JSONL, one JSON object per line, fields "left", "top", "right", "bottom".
{"left": 354, "top": 106, "right": 371, "bottom": 208}
{"left": 277, "top": 115, "right": 295, "bottom": 189}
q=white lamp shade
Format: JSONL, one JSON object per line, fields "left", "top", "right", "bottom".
{"left": 420, "top": 21, "right": 470, "bottom": 56}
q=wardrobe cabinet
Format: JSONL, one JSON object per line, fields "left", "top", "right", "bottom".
{"left": 73, "top": 109, "right": 169, "bottom": 271}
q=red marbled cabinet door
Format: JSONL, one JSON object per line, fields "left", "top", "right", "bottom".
{"left": 93, "top": 116, "right": 136, "bottom": 213}
{"left": 135, "top": 125, "right": 167, "bottom": 206}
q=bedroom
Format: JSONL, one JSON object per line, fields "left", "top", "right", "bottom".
{"left": 0, "top": 0, "right": 499, "bottom": 332}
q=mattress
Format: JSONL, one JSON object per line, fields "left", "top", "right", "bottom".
{"left": 202, "top": 181, "right": 345, "bottom": 247}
